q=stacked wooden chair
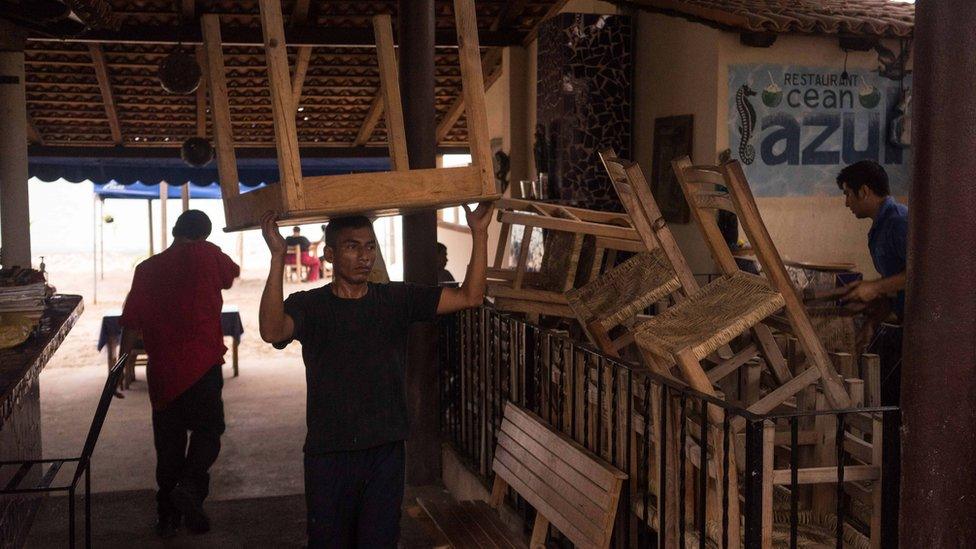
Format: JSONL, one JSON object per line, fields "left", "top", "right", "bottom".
{"left": 486, "top": 198, "right": 645, "bottom": 319}
{"left": 203, "top": 0, "right": 498, "bottom": 232}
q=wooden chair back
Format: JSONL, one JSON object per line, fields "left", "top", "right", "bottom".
{"left": 284, "top": 245, "right": 304, "bottom": 281}
{"left": 669, "top": 157, "right": 740, "bottom": 276}
{"left": 599, "top": 150, "right": 698, "bottom": 293}
{"left": 491, "top": 402, "right": 626, "bottom": 548}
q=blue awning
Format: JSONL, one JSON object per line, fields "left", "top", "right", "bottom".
{"left": 29, "top": 155, "right": 392, "bottom": 187}
{"left": 93, "top": 181, "right": 252, "bottom": 200}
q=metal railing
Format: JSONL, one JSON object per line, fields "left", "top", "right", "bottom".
{"left": 438, "top": 306, "right": 898, "bottom": 548}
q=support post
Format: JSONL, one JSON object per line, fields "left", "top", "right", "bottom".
{"left": 0, "top": 24, "right": 31, "bottom": 268}
{"left": 399, "top": 0, "right": 440, "bottom": 486}
{"left": 900, "top": 1, "right": 976, "bottom": 546}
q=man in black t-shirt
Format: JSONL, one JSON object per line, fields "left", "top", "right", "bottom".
{"left": 258, "top": 203, "right": 492, "bottom": 548}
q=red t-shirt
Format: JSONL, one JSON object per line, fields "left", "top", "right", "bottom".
{"left": 120, "top": 241, "right": 240, "bottom": 410}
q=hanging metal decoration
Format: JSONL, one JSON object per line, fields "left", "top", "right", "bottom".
{"left": 181, "top": 137, "right": 214, "bottom": 167}
{"left": 159, "top": 52, "right": 202, "bottom": 95}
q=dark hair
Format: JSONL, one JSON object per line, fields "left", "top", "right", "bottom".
{"left": 436, "top": 242, "right": 447, "bottom": 253}
{"left": 325, "top": 216, "right": 374, "bottom": 248}
{"left": 837, "top": 160, "right": 890, "bottom": 196}
{"left": 292, "top": 226, "right": 301, "bottom": 234}
{"left": 172, "top": 209, "right": 212, "bottom": 240}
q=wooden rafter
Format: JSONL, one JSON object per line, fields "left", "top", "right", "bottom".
{"left": 435, "top": 47, "right": 502, "bottom": 143}
{"left": 491, "top": 0, "right": 529, "bottom": 32}
{"left": 291, "top": 0, "right": 311, "bottom": 26}
{"left": 524, "top": 0, "right": 571, "bottom": 45}
{"left": 87, "top": 44, "right": 123, "bottom": 144}
{"left": 26, "top": 114, "right": 44, "bottom": 145}
{"left": 195, "top": 45, "right": 208, "bottom": 137}
{"left": 181, "top": 0, "right": 195, "bottom": 20}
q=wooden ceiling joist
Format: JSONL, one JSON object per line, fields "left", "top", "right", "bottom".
{"left": 87, "top": 44, "right": 123, "bottom": 144}
{"left": 28, "top": 25, "right": 523, "bottom": 49}
{"left": 181, "top": 0, "right": 195, "bottom": 20}
{"left": 435, "top": 48, "right": 503, "bottom": 143}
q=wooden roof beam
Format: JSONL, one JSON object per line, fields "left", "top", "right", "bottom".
{"left": 87, "top": 44, "right": 123, "bottom": 144}
{"left": 524, "top": 0, "right": 571, "bottom": 45}
{"left": 26, "top": 115, "right": 44, "bottom": 145}
{"left": 435, "top": 48, "right": 502, "bottom": 143}
{"left": 28, "top": 25, "right": 524, "bottom": 48}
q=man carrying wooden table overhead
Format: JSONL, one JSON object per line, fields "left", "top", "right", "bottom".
{"left": 259, "top": 203, "right": 492, "bottom": 548}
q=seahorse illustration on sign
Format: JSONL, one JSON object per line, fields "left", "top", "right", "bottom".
{"left": 735, "top": 84, "right": 757, "bottom": 165}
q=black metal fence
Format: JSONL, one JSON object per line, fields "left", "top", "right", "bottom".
{"left": 438, "top": 306, "right": 898, "bottom": 548}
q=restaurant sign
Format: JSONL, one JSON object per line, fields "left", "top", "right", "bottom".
{"left": 727, "top": 64, "right": 912, "bottom": 196}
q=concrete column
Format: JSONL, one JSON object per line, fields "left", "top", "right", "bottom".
{"left": 900, "top": 1, "right": 976, "bottom": 546}
{"left": 398, "top": 0, "right": 440, "bottom": 486}
{"left": 0, "top": 24, "right": 31, "bottom": 268}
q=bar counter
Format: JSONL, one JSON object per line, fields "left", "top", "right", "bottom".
{"left": 0, "top": 294, "right": 83, "bottom": 547}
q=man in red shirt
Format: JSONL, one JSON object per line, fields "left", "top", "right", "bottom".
{"left": 120, "top": 209, "right": 239, "bottom": 538}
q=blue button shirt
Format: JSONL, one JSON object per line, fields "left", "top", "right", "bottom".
{"left": 867, "top": 196, "right": 909, "bottom": 319}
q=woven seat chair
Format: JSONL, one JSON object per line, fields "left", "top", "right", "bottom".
{"left": 566, "top": 248, "right": 679, "bottom": 357}
{"left": 596, "top": 152, "right": 797, "bottom": 414}
{"left": 487, "top": 198, "right": 645, "bottom": 319}
{"left": 669, "top": 156, "right": 852, "bottom": 413}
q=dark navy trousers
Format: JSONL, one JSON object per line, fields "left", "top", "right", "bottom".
{"left": 304, "top": 440, "right": 405, "bottom": 548}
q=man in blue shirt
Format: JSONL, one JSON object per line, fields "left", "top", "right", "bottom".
{"left": 836, "top": 159, "right": 906, "bottom": 548}
{"left": 837, "top": 160, "right": 908, "bottom": 323}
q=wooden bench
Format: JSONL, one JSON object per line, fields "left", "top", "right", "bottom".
{"left": 420, "top": 402, "right": 627, "bottom": 548}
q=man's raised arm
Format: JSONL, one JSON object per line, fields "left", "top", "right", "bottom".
{"left": 437, "top": 202, "right": 494, "bottom": 314}
{"left": 258, "top": 211, "right": 295, "bottom": 343}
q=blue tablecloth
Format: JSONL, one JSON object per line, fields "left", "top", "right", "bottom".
{"left": 97, "top": 307, "right": 244, "bottom": 351}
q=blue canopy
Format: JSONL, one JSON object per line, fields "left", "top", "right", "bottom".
{"left": 93, "top": 181, "right": 254, "bottom": 200}
{"left": 30, "top": 155, "right": 392, "bottom": 187}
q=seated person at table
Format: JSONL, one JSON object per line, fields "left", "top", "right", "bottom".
{"left": 119, "top": 210, "right": 239, "bottom": 538}
{"left": 284, "top": 226, "right": 321, "bottom": 282}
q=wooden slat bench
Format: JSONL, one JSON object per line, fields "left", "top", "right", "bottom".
{"left": 420, "top": 402, "right": 627, "bottom": 548}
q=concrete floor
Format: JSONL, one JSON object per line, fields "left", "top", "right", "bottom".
{"left": 25, "top": 358, "right": 448, "bottom": 547}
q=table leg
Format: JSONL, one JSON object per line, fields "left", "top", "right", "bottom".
{"left": 232, "top": 337, "right": 239, "bottom": 377}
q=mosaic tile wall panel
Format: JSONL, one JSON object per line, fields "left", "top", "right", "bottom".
{"left": 536, "top": 12, "right": 632, "bottom": 212}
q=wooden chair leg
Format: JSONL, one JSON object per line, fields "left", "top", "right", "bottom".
{"left": 489, "top": 476, "right": 508, "bottom": 509}
{"left": 761, "top": 420, "right": 775, "bottom": 549}
{"left": 675, "top": 349, "right": 724, "bottom": 425}
{"left": 529, "top": 515, "right": 549, "bottom": 549}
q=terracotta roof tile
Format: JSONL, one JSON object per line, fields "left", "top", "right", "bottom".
{"left": 627, "top": 0, "right": 914, "bottom": 38}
